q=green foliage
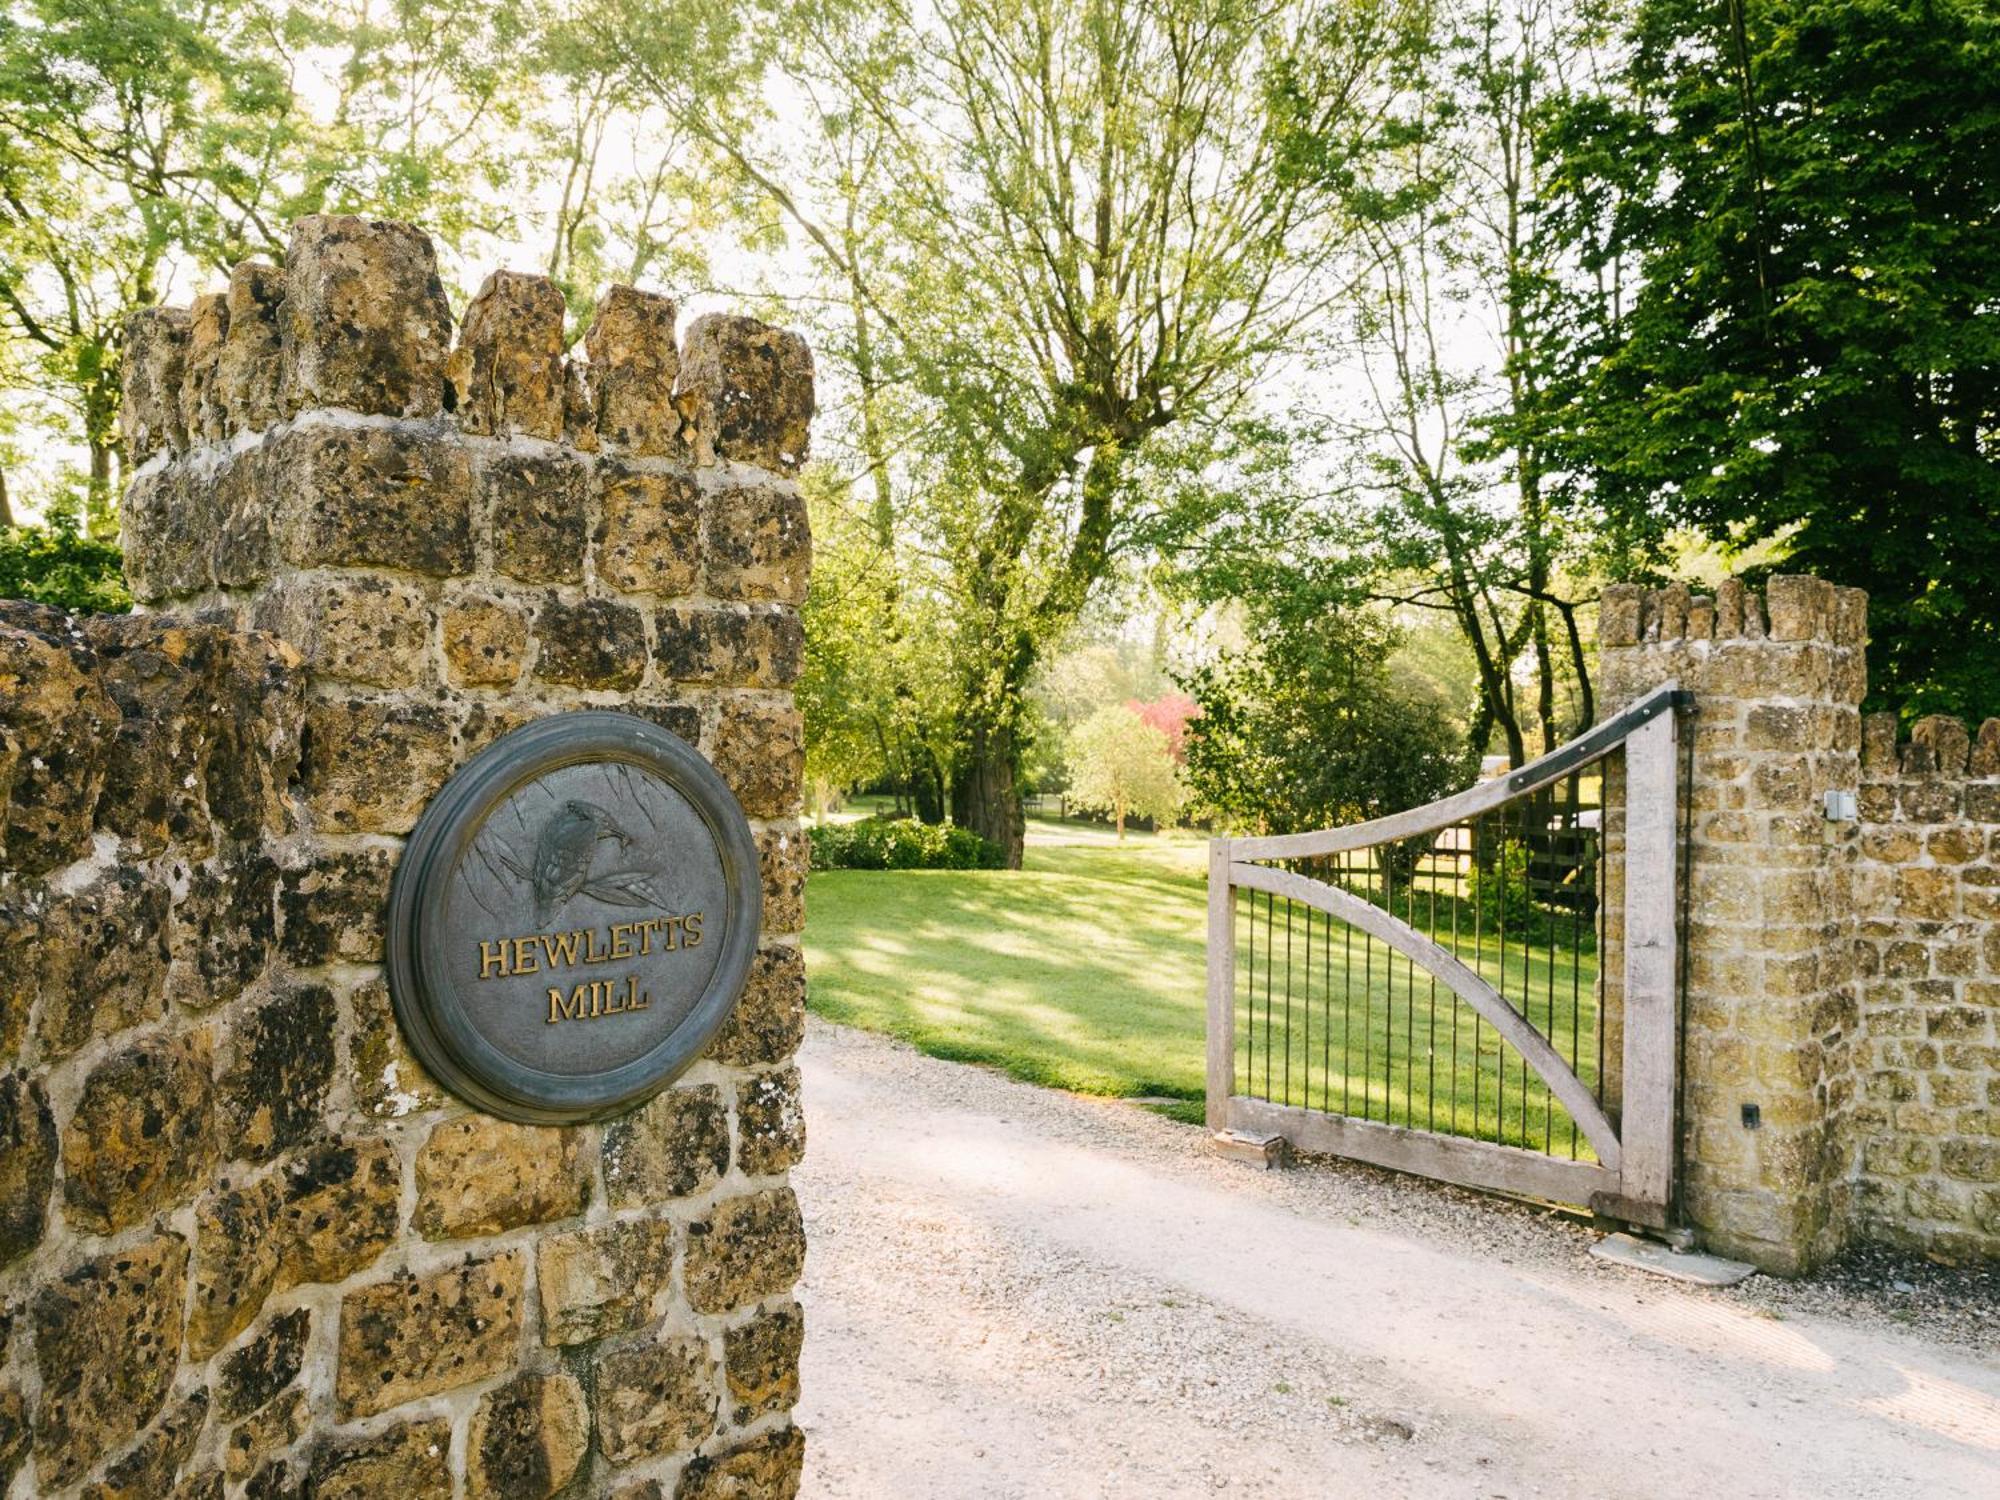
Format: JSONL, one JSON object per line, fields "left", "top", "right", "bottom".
{"left": 1462, "top": 839, "right": 1548, "bottom": 943}
{"left": 0, "top": 515, "right": 131, "bottom": 613}
{"left": 1181, "top": 603, "right": 1474, "bottom": 838}
{"left": 1541, "top": 0, "right": 2000, "bottom": 718}
{"left": 808, "top": 818, "right": 1004, "bottom": 871}
{"left": 1063, "top": 705, "right": 1184, "bottom": 838}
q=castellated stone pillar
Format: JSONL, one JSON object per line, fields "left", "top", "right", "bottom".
{"left": 1598, "top": 578, "right": 1867, "bottom": 1274}
{"left": 0, "top": 215, "right": 812, "bottom": 1497}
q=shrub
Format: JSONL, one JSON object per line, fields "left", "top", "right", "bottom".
{"left": 0, "top": 517, "right": 131, "bottom": 614}
{"left": 809, "top": 818, "right": 1005, "bottom": 871}
{"left": 1463, "top": 839, "right": 1550, "bottom": 942}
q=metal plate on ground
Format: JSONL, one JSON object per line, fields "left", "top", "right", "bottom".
{"left": 387, "top": 711, "right": 761, "bottom": 1123}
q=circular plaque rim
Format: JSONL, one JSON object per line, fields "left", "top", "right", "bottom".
{"left": 387, "top": 710, "right": 762, "bottom": 1124}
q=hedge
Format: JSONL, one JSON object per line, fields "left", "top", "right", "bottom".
{"left": 809, "top": 818, "right": 1005, "bottom": 871}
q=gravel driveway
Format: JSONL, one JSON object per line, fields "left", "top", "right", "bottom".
{"left": 791, "top": 1018, "right": 2000, "bottom": 1499}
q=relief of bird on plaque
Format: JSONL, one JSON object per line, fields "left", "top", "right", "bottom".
{"left": 463, "top": 765, "right": 689, "bottom": 926}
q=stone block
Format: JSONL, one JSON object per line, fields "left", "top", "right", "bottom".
{"left": 63, "top": 1031, "right": 215, "bottom": 1234}
{"left": 594, "top": 1335, "right": 717, "bottom": 1464}
{"left": 736, "top": 1067, "right": 806, "bottom": 1177}
{"left": 0, "top": 1076, "right": 56, "bottom": 1270}
{"left": 705, "top": 944, "right": 806, "bottom": 1067}
{"left": 168, "top": 851, "right": 280, "bottom": 1011}
{"left": 535, "top": 1218, "right": 676, "bottom": 1345}
{"left": 442, "top": 592, "right": 531, "bottom": 687}
{"left": 122, "top": 306, "right": 191, "bottom": 461}
{"left": 486, "top": 449, "right": 590, "bottom": 584}
{"left": 597, "top": 461, "right": 700, "bottom": 595}
{"left": 676, "top": 313, "right": 814, "bottom": 474}
{"left": 1900, "top": 777, "right": 1962, "bottom": 823}
{"left": 448, "top": 270, "right": 567, "bottom": 439}
{"left": 724, "top": 1300, "right": 803, "bottom": 1425}
{"left": 713, "top": 698, "right": 803, "bottom": 818}
{"left": 0, "top": 611, "right": 118, "bottom": 875}
{"left": 302, "top": 697, "right": 456, "bottom": 834}
{"left": 602, "top": 1084, "right": 729, "bottom": 1207}
{"left": 31, "top": 1233, "right": 188, "bottom": 1489}
{"left": 1598, "top": 584, "right": 1643, "bottom": 647}
{"left": 223, "top": 1387, "right": 306, "bottom": 1484}
{"left": 188, "top": 1136, "right": 401, "bottom": 1356}
{"left": 252, "top": 573, "right": 430, "bottom": 688}
{"left": 413, "top": 1117, "right": 589, "bottom": 1240}
{"left": 78, "top": 1389, "right": 209, "bottom": 1500}
{"left": 533, "top": 595, "right": 647, "bottom": 689}
{"left": 655, "top": 604, "right": 803, "bottom": 688}
{"left": 305, "top": 1418, "right": 453, "bottom": 1500}
{"left": 675, "top": 1425, "right": 805, "bottom": 1500}
{"left": 218, "top": 1308, "right": 310, "bottom": 1421}
{"left": 277, "top": 1135, "right": 404, "bottom": 1283}
{"left": 1912, "top": 714, "right": 1971, "bottom": 776}
{"left": 467, "top": 1371, "right": 589, "bottom": 1500}
{"left": 279, "top": 215, "right": 452, "bottom": 419}
{"left": 759, "top": 824, "right": 807, "bottom": 933}
{"left": 0, "top": 1384, "right": 24, "bottom": 1491}
{"left": 349, "top": 976, "right": 447, "bottom": 1118}
{"left": 215, "top": 985, "right": 337, "bottom": 1162}
{"left": 1972, "top": 719, "right": 2000, "bottom": 777}
{"left": 705, "top": 480, "right": 810, "bottom": 604}
{"left": 587, "top": 285, "right": 681, "bottom": 454}
{"left": 37, "top": 869, "right": 171, "bottom": 1057}
{"left": 214, "top": 444, "right": 276, "bottom": 586}
{"left": 268, "top": 423, "right": 474, "bottom": 575}
{"left": 279, "top": 846, "right": 395, "bottom": 966}
{"left": 336, "top": 1251, "right": 525, "bottom": 1418}
{"left": 684, "top": 1187, "right": 806, "bottom": 1314}
{"left": 1896, "top": 867, "right": 1956, "bottom": 922}
{"left": 181, "top": 292, "right": 231, "bottom": 446}
{"left": 219, "top": 260, "right": 285, "bottom": 434}
{"left": 1764, "top": 575, "right": 1833, "bottom": 641}
{"left": 1942, "top": 1139, "right": 2000, "bottom": 1182}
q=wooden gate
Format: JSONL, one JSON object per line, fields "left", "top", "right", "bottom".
{"left": 1206, "top": 683, "right": 1685, "bottom": 1228}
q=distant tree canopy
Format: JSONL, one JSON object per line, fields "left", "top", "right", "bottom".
{"left": 1181, "top": 601, "right": 1473, "bottom": 839}
{"left": 2, "top": 0, "right": 1994, "bottom": 853}
{"left": 1065, "top": 705, "right": 1185, "bottom": 840}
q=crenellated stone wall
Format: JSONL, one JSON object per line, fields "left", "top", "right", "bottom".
{"left": 1600, "top": 577, "right": 1998, "bottom": 1272}
{"left": 0, "top": 215, "right": 813, "bottom": 1498}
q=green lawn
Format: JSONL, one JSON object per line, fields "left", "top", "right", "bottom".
{"left": 804, "top": 814, "right": 1601, "bottom": 1150}
{"left": 804, "top": 818, "right": 1213, "bottom": 1116}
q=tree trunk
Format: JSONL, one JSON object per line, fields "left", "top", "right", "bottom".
{"left": 951, "top": 717, "right": 1025, "bottom": 868}
{"left": 913, "top": 744, "right": 947, "bottom": 825}
{"left": 1115, "top": 801, "right": 1125, "bottom": 841}
{"left": 0, "top": 467, "right": 13, "bottom": 529}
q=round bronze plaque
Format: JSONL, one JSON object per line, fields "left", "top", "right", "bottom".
{"left": 387, "top": 711, "right": 761, "bottom": 1123}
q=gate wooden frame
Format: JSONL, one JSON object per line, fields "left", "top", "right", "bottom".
{"left": 1206, "top": 682, "right": 1685, "bottom": 1228}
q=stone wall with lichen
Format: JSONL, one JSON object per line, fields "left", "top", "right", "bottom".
{"left": 1850, "top": 714, "right": 2000, "bottom": 1259}
{"left": 1600, "top": 577, "right": 1998, "bottom": 1272}
{"left": 0, "top": 215, "right": 813, "bottom": 1498}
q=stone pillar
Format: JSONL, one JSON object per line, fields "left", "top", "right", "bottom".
{"left": 0, "top": 215, "right": 812, "bottom": 1497}
{"left": 1598, "top": 577, "right": 1867, "bottom": 1273}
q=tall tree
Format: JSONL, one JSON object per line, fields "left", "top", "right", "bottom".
{"left": 1543, "top": 0, "right": 2000, "bottom": 717}
{"left": 609, "top": 0, "right": 1420, "bottom": 863}
{"left": 1281, "top": 0, "right": 1613, "bottom": 763}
